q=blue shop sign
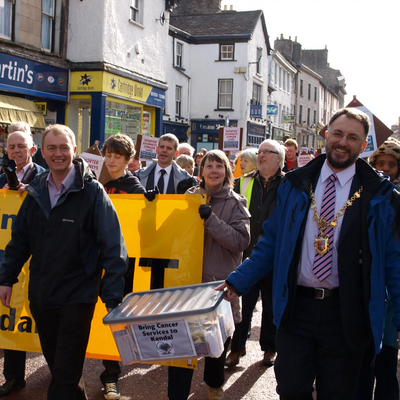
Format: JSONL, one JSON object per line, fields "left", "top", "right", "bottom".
{"left": 0, "top": 52, "right": 69, "bottom": 101}
{"left": 250, "top": 104, "right": 262, "bottom": 118}
{"left": 266, "top": 105, "right": 278, "bottom": 115}
{"left": 191, "top": 120, "right": 238, "bottom": 133}
{"left": 247, "top": 122, "right": 266, "bottom": 136}
{"left": 147, "top": 87, "right": 166, "bottom": 107}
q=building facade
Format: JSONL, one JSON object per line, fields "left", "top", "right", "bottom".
{"left": 268, "top": 50, "right": 297, "bottom": 142}
{"left": 66, "top": 0, "right": 170, "bottom": 153}
{"left": 166, "top": 1, "right": 271, "bottom": 152}
{"left": 0, "top": 0, "right": 70, "bottom": 149}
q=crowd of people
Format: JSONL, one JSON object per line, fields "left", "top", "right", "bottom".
{"left": 0, "top": 107, "right": 399, "bottom": 400}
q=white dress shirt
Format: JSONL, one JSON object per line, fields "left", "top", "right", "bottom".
{"left": 154, "top": 163, "right": 172, "bottom": 194}
{"left": 297, "top": 160, "right": 356, "bottom": 289}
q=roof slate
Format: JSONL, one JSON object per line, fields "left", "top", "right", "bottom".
{"left": 170, "top": 10, "right": 262, "bottom": 37}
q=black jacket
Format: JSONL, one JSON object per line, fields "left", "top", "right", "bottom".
{"left": 0, "top": 158, "right": 128, "bottom": 309}
{"left": 234, "top": 169, "right": 285, "bottom": 260}
{"left": 104, "top": 171, "right": 145, "bottom": 194}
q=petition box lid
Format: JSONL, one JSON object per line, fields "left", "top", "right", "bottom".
{"left": 103, "top": 281, "right": 226, "bottom": 325}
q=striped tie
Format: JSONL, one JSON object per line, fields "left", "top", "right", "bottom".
{"left": 312, "top": 173, "right": 337, "bottom": 281}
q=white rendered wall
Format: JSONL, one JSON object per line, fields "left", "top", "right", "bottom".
{"left": 67, "top": 0, "right": 168, "bottom": 83}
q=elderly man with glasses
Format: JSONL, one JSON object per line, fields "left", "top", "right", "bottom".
{"left": 225, "top": 139, "right": 286, "bottom": 368}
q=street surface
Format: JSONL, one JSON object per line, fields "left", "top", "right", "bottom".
{"left": 0, "top": 299, "right": 280, "bottom": 399}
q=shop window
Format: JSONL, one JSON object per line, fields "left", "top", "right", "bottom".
{"left": 130, "top": 0, "right": 143, "bottom": 25}
{"left": 67, "top": 98, "right": 91, "bottom": 155}
{"left": 105, "top": 100, "right": 142, "bottom": 143}
{"left": 0, "top": 0, "right": 13, "bottom": 39}
{"left": 220, "top": 44, "right": 234, "bottom": 61}
{"left": 175, "top": 86, "right": 181, "bottom": 116}
{"left": 218, "top": 79, "right": 233, "bottom": 109}
{"left": 42, "top": 0, "right": 55, "bottom": 51}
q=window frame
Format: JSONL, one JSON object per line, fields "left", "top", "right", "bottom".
{"left": 0, "top": 0, "right": 13, "bottom": 40}
{"left": 300, "top": 79, "right": 303, "bottom": 96}
{"left": 252, "top": 83, "right": 262, "bottom": 105}
{"left": 41, "top": 0, "right": 55, "bottom": 51}
{"left": 308, "top": 83, "right": 311, "bottom": 100}
{"left": 219, "top": 44, "right": 234, "bottom": 61}
{"left": 175, "top": 85, "right": 182, "bottom": 116}
{"left": 130, "top": 0, "right": 143, "bottom": 25}
{"left": 175, "top": 42, "right": 183, "bottom": 68}
{"left": 218, "top": 79, "right": 233, "bottom": 109}
{"left": 256, "top": 47, "right": 262, "bottom": 74}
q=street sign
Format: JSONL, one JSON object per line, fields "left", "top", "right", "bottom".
{"left": 283, "top": 115, "right": 295, "bottom": 123}
{"left": 266, "top": 105, "right": 278, "bottom": 115}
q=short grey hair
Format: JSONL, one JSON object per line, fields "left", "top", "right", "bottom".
{"left": 259, "top": 139, "right": 285, "bottom": 170}
{"left": 7, "top": 130, "right": 34, "bottom": 150}
{"left": 9, "top": 121, "right": 31, "bottom": 134}
{"left": 159, "top": 133, "right": 179, "bottom": 151}
{"left": 240, "top": 148, "right": 258, "bottom": 166}
{"left": 177, "top": 142, "right": 195, "bottom": 156}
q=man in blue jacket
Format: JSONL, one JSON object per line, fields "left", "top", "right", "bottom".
{"left": 218, "top": 108, "right": 400, "bottom": 400}
{"left": 0, "top": 124, "right": 128, "bottom": 400}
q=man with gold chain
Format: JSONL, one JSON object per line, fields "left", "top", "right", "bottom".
{"left": 217, "top": 108, "right": 400, "bottom": 400}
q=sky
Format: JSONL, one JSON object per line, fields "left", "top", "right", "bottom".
{"left": 221, "top": 0, "right": 400, "bottom": 129}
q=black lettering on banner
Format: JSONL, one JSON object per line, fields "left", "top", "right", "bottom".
{"left": 17, "top": 316, "right": 33, "bottom": 333}
{"left": 1, "top": 214, "right": 16, "bottom": 230}
{"left": 0, "top": 307, "right": 16, "bottom": 331}
{"left": 139, "top": 258, "right": 179, "bottom": 289}
{"left": 125, "top": 258, "right": 136, "bottom": 294}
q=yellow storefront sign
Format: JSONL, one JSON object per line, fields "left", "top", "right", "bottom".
{"left": 0, "top": 192, "right": 205, "bottom": 368}
{"left": 70, "top": 71, "right": 153, "bottom": 103}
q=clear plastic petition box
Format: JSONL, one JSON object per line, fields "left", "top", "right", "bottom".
{"left": 103, "top": 281, "right": 235, "bottom": 364}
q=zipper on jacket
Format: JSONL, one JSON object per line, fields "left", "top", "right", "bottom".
{"left": 289, "top": 203, "right": 298, "bottom": 231}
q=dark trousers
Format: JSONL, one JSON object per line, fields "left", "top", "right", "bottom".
{"left": 30, "top": 302, "right": 95, "bottom": 400}
{"left": 100, "top": 359, "right": 121, "bottom": 385}
{"left": 230, "top": 272, "right": 276, "bottom": 353}
{"left": 355, "top": 344, "right": 399, "bottom": 400}
{"left": 3, "top": 350, "right": 26, "bottom": 381}
{"left": 275, "top": 295, "right": 364, "bottom": 400}
{"left": 167, "top": 338, "right": 231, "bottom": 399}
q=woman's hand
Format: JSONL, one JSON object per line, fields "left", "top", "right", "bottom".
{"left": 215, "top": 282, "right": 238, "bottom": 302}
{"left": 199, "top": 204, "right": 212, "bottom": 220}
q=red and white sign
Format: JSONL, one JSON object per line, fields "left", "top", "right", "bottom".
{"left": 223, "top": 127, "right": 240, "bottom": 151}
{"left": 79, "top": 152, "right": 104, "bottom": 179}
{"left": 139, "top": 136, "right": 159, "bottom": 162}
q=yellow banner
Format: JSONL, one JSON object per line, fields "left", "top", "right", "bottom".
{"left": 0, "top": 191, "right": 205, "bottom": 368}
{"left": 70, "top": 71, "right": 154, "bottom": 103}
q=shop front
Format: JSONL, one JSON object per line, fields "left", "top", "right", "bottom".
{"left": 69, "top": 71, "right": 166, "bottom": 154}
{"left": 0, "top": 51, "right": 69, "bottom": 150}
{"left": 272, "top": 126, "right": 293, "bottom": 143}
{"left": 163, "top": 121, "right": 189, "bottom": 143}
{"left": 246, "top": 122, "right": 267, "bottom": 148}
{"left": 190, "top": 119, "right": 238, "bottom": 153}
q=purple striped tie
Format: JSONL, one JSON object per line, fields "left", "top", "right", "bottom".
{"left": 312, "top": 174, "right": 337, "bottom": 281}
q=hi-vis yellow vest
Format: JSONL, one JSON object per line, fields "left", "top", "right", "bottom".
{"left": 239, "top": 176, "right": 254, "bottom": 209}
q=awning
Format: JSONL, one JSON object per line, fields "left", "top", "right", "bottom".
{"left": 0, "top": 94, "right": 46, "bottom": 130}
